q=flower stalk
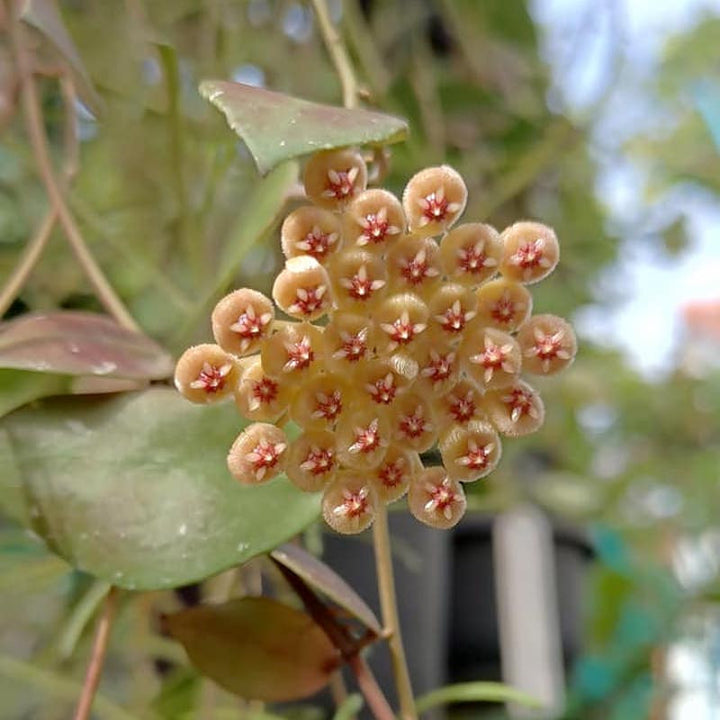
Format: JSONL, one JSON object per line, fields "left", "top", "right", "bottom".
{"left": 373, "top": 504, "right": 417, "bottom": 720}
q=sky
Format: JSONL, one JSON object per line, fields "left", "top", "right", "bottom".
{"left": 531, "top": 0, "right": 720, "bottom": 378}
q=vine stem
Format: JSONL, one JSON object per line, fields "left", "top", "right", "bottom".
{"left": 373, "top": 505, "right": 417, "bottom": 720}
{"left": 73, "top": 586, "right": 120, "bottom": 720}
{"left": 274, "top": 561, "right": 395, "bottom": 720}
{"left": 310, "top": 0, "right": 360, "bottom": 109}
{"left": 6, "top": 0, "right": 139, "bottom": 331}
{"left": 0, "top": 208, "right": 57, "bottom": 316}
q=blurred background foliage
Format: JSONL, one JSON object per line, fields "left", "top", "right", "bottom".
{"left": 1, "top": 0, "right": 719, "bottom": 718}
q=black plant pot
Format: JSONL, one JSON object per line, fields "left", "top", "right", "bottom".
{"left": 320, "top": 511, "right": 594, "bottom": 718}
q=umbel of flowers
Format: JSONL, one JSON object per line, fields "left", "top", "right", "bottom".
{"left": 175, "top": 149, "right": 577, "bottom": 535}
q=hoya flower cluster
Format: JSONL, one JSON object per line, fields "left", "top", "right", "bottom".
{"left": 175, "top": 149, "right": 576, "bottom": 534}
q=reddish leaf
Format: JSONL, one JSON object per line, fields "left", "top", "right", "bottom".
{"left": 165, "top": 596, "right": 340, "bottom": 702}
{"left": 0, "top": 311, "right": 173, "bottom": 380}
{"left": 200, "top": 80, "right": 408, "bottom": 174}
{"left": 271, "top": 543, "right": 381, "bottom": 634}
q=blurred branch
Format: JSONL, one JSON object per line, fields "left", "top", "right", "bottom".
{"left": 6, "top": 1, "right": 139, "bottom": 330}
{"left": 342, "top": 0, "right": 391, "bottom": 98}
{"left": 73, "top": 586, "right": 120, "bottom": 720}
{"left": 311, "top": 0, "right": 361, "bottom": 108}
{"left": 0, "top": 207, "right": 57, "bottom": 316}
{"left": 69, "top": 195, "right": 193, "bottom": 313}
{"left": 0, "top": 62, "right": 81, "bottom": 317}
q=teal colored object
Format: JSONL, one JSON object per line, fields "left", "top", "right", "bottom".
{"left": 693, "top": 80, "right": 720, "bottom": 151}
{"left": 590, "top": 525, "right": 631, "bottom": 574}
{"left": 573, "top": 656, "right": 617, "bottom": 701}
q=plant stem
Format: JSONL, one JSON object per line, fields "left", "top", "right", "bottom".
{"left": 0, "top": 207, "right": 57, "bottom": 317}
{"left": 6, "top": 2, "right": 139, "bottom": 331}
{"left": 373, "top": 505, "right": 417, "bottom": 720}
{"left": 310, "top": 0, "right": 360, "bottom": 109}
{"left": 274, "top": 561, "right": 395, "bottom": 720}
{"left": 73, "top": 586, "right": 120, "bottom": 720}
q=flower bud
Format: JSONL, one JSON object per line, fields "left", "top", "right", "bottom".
{"left": 474, "top": 278, "right": 532, "bottom": 332}
{"left": 361, "top": 355, "right": 418, "bottom": 406}
{"left": 260, "top": 321, "right": 324, "bottom": 378}
{"left": 414, "top": 333, "right": 460, "bottom": 396}
{"left": 234, "top": 356, "right": 294, "bottom": 421}
{"left": 440, "top": 223, "right": 502, "bottom": 286}
{"left": 328, "top": 249, "right": 387, "bottom": 311}
{"left": 227, "top": 422, "right": 288, "bottom": 484}
{"left": 432, "top": 378, "right": 487, "bottom": 427}
{"left": 343, "top": 189, "right": 405, "bottom": 252}
{"left": 408, "top": 467, "right": 466, "bottom": 529}
{"left": 336, "top": 405, "right": 390, "bottom": 471}
{"left": 391, "top": 391, "right": 437, "bottom": 453}
{"left": 281, "top": 206, "right": 341, "bottom": 263}
{"left": 439, "top": 421, "right": 501, "bottom": 482}
{"left": 375, "top": 293, "right": 429, "bottom": 354}
{"left": 211, "top": 289, "right": 274, "bottom": 357}
{"left": 386, "top": 235, "right": 442, "bottom": 299}
{"left": 403, "top": 165, "right": 467, "bottom": 237}
{"left": 272, "top": 256, "right": 333, "bottom": 321}
{"left": 303, "top": 149, "right": 367, "bottom": 210}
{"left": 517, "top": 314, "right": 577, "bottom": 375}
{"left": 175, "top": 344, "right": 239, "bottom": 404}
{"left": 322, "top": 313, "right": 377, "bottom": 371}
{"left": 460, "top": 326, "right": 521, "bottom": 390}
{"left": 485, "top": 380, "right": 545, "bottom": 437}
{"left": 500, "top": 221, "right": 559, "bottom": 284}
{"left": 286, "top": 429, "right": 337, "bottom": 492}
{"left": 371, "top": 446, "right": 422, "bottom": 504}
{"left": 290, "top": 372, "right": 348, "bottom": 430}
{"left": 428, "top": 283, "right": 477, "bottom": 339}
{"left": 322, "top": 473, "right": 378, "bottom": 534}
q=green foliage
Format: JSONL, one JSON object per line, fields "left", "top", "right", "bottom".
{"left": 0, "top": 388, "right": 320, "bottom": 590}
{"left": 201, "top": 80, "right": 407, "bottom": 174}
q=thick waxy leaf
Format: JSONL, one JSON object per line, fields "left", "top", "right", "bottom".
{"left": 165, "top": 596, "right": 340, "bottom": 702}
{"left": 200, "top": 80, "right": 408, "bottom": 174}
{"left": 0, "top": 388, "right": 320, "bottom": 590}
{"left": 415, "top": 682, "right": 541, "bottom": 713}
{"left": 0, "top": 368, "right": 69, "bottom": 420}
{"left": 271, "top": 543, "right": 381, "bottom": 633}
{"left": 0, "top": 311, "right": 174, "bottom": 379}
{"left": 20, "top": 0, "right": 102, "bottom": 113}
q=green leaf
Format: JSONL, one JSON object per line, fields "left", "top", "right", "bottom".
{"left": 19, "top": 0, "right": 102, "bottom": 114}
{"left": 0, "top": 311, "right": 174, "bottom": 380}
{"left": 415, "top": 682, "right": 541, "bottom": 714}
{"left": 200, "top": 80, "right": 408, "bottom": 174}
{"left": 0, "top": 368, "right": 70, "bottom": 419}
{"left": 0, "top": 388, "right": 320, "bottom": 590}
{"left": 165, "top": 596, "right": 340, "bottom": 702}
{"left": 271, "top": 543, "right": 381, "bottom": 633}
